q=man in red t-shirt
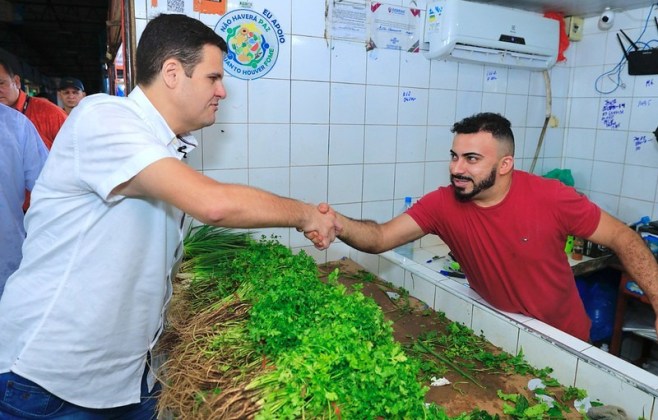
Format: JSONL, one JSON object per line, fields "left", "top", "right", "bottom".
{"left": 312, "top": 112, "right": 658, "bottom": 342}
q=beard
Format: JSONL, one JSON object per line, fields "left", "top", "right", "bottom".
{"left": 451, "top": 167, "right": 497, "bottom": 202}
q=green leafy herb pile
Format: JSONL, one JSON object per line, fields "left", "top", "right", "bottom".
{"left": 160, "top": 232, "right": 451, "bottom": 419}
{"left": 160, "top": 227, "right": 598, "bottom": 420}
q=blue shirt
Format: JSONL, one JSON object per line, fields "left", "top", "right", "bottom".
{"left": 0, "top": 104, "right": 48, "bottom": 296}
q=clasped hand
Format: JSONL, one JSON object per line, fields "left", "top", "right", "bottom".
{"left": 299, "top": 203, "right": 342, "bottom": 250}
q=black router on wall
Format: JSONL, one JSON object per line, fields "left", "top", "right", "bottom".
{"left": 616, "top": 17, "right": 658, "bottom": 76}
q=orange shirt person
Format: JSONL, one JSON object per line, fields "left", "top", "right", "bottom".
{"left": 0, "top": 59, "right": 67, "bottom": 150}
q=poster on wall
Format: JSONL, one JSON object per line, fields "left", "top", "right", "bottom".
{"left": 214, "top": 8, "right": 285, "bottom": 80}
{"left": 368, "top": 2, "right": 422, "bottom": 52}
{"left": 327, "top": 1, "right": 369, "bottom": 42}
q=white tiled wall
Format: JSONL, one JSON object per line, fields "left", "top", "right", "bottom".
{"left": 565, "top": 7, "right": 658, "bottom": 221}
{"left": 133, "top": 0, "right": 588, "bottom": 255}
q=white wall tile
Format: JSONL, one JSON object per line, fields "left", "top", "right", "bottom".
{"left": 517, "top": 330, "right": 579, "bottom": 387}
{"left": 331, "top": 40, "right": 367, "bottom": 84}
{"left": 363, "top": 199, "right": 395, "bottom": 222}
{"left": 329, "top": 125, "right": 364, "bottom": 164}
{"left": 291, "top": 36, "right": 330, "bottom": 81}
{"left": 248, "top": 79, "right": 291, "bottom": 123}
{"left": 291, "top": 80, "right": 330, "bottom": 123}
{"left": 456, "top": 62, "right": 484, "bottom": 92}
{"left": 427, "top": 89, "right": 457, "bottom": 126}
{"left": 364, "top": 125, "right": 397, "bottom": 163}
{"left": 628, "top": 97, "right": 658, "bottom": 132}
{"left": 429, "top": 59, "right": 458, "bottom": 89}
{"left": 575, "top": 360, "right": 655, "bottom": 420}
{"left": 565, "top": 128, "right": 596, "bottom": 159}
{"left": 481, "top": 93, "right": 506, "bottom": 114}
{"left": 397, "top": 88, "right": 429, "bottom": 125}
{"left": 573, "top": 32, "right": 607, "bottom": 67}
{"left": 568, "top": 97, "right": 600, "bottom": 129}
{"left": 366, "top": 48, "right": 401, "bottom": 86}
{"left": 291, "top": 0, "right": 325, "bottom": 37}
{"left": 394, "top": 162, "right": 425, "bottom": 199}
{"left": 396, "top": 125, "right": 426, "bottom": 162}
{"left": 504, "top": 95, "right": 528, "bottom": 129}
{"left": 399, "top": 52, "right": 430, "bottom": 88}
{"left": 564, "top": 158, "right": 593, "bottom": 191}
{"left": 624, "top": 131, "right": 658, "bottom": 167}
{"left": 618, "top": 197, "right": 655, "bottom": 224}
{"left": 483, "top": 67, "right": 508, "bottom": 93}
{"left": 423, "top": 161, "right": 449, "bottom": 194}
{"left": 506, "top": 69, "right": 530, "bottom": 95}
{"left": 290, "top": 124, "right": 329, "bottom": 166}
{"left": 621, "top": 165, "right": 658, "bottom": 201}
{"left": 330, "top": 83, "right": 366, "bottom": 124}
{"left": 549, "top": 66, "right": 570, "bottom": 98}
{"left": 365, "top": 85, "right": 399, "bottom": 124}
{"left": 590, "top": 161, "right": 623, "bottom": 195}
{"left": 594, "top": 129, "right": 626, "bottom": 163}
{"left": 406, "top": 273, "right": 436, "bottom": 309}
{"left": 425, "top": 125, "right": 452, "bottom": 161}
{"left": 471, "top": 306, "right": 519, "bottom": 355}
{"left": 434, "top": 287, "right": 473, "bottom": 328}
{"left": 290, "top": 166, "right": 328, "bottom": 203}
{"left": 202, "top": 123, "right": 248, "bottom": 170}
{"left": 632, "top": 75, "right": 658, "bottom": 97}
{"left": 249, "top": 167, "right": 289, "bottom": 196}
{"left": 378, "top": 258, "right": 406, "bottom": 289}
{"left": 328, "top": 164, "right": 363, "bottom": 203}
{"left": 249, "top": 124, "right": 290, "bottom": 168}
{"left": 455, "top": 91, "right": 483, "bottom": 122}
{"left": 363, "top": 164, "right": 395, "bottom": 201}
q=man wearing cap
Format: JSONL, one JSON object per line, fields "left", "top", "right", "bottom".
{"left": 0, "top": 59, "right": 67, "bottom": 150}
{"left": 58, "top": 77, "right": 86, "bottom": 115}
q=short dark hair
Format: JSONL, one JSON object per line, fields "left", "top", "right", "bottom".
{"left": 451, "top": 112, "right": 515, "bottom": 156}
{"left": 0, "top": 58, "right": 17, "bottom": 77}
{"left": 135, "top": 14, "right": 228, "bottom": 86}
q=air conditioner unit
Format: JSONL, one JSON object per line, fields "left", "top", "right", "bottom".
{"left": 423, "top": 0, "right": 559, "bottom": 71}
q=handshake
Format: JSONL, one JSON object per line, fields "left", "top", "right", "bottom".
{"left": 298, "top": 202, "right": 343, "bottom": 250}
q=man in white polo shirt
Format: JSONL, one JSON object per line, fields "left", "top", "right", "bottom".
{"left": 0, "top": 14, "right": 338, "bottom": 419}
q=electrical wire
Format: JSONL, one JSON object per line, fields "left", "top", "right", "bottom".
{"left": 594, "top": 3, "right": 658, "bottom": 95}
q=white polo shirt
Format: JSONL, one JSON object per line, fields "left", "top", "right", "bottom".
{"left": 0, "top": 87, "right": 196, "bottom": 408}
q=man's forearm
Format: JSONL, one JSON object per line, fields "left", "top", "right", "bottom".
{"left": 336, "top": 213, "right": 387, "bottom": 253}
{"left": 615, "top": 230, "right": 658, "bottom": 311}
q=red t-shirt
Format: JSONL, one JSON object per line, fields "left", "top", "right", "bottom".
{"left": 407, "top": 171, "right": 601, "bottom": 341}
{"left": 14, "top": 90, "right": 67, "bottom": 150}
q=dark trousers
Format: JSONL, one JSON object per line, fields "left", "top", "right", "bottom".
{"left": 0, "top": 368, "right": 160, "bottom": 419}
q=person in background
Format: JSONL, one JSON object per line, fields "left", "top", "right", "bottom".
{"left": 0, "top": 59, "right": 67, "bottom": 150}
{"left": 0, "top": 104, "right": 48, "bottom": 298}
{"left": 57, "top": 76, "right": 86, "bottom": 115}
{"left": 313, "top": 112, "right": 658, "bottom": 343}
{"left": 0, "top": 59, "right": 68, "bottom": 212}
{"left": 0, "top": 14, "right": 337, "bottom": 419}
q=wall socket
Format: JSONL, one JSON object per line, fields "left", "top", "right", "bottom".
{"left": 565, "top": 16, "right": 584, "bottom": 41}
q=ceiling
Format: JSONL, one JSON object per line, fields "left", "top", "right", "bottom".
{"left": 0, "top": 0, "right": 655, "bottom": 95}
{"left": 0, "top": 0, "right": 110, "bottom": 94}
